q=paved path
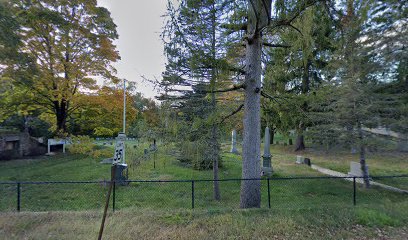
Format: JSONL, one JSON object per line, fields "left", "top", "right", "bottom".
{"left": 310, "top": 164, "right": 408, "bottom": 194}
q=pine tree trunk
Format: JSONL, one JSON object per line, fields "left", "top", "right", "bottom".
{"left": 211, "top": 120, "right": 220, "bottom": 200}
{"left": 294, "top": 134, "right": 305, "bottom": 151}
{"left": 240, "top": 28, "right": 262, "bottom": 209}
{"left": 295, "top": 58, "right": 310, "bottom": 152}
{"left": 240, "top": 0, "right": 271, "bottom": 208}
{"left": 294, "top": 124, "right": 305, "bottom": 151}
{"left": 210, "top": 2, "right": 220, "bottom": 201}
{"left": 211, "top": 89, "right": 220, "bottom": 200}
{"left": 358, "top": 122, "right": 370, "bottom": 188}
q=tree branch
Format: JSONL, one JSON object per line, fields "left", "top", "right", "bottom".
{"left": 220, "top": 23, "right": 247, "bottom": 34}
{"left": 268, "top": 0, "right": 323, "bottom": 30}
{"left": 262, "top": 42, "right": 291, "bottom": 48}
{"left": 219, "top": 103, "right": 244, "bottom": 124}
{"left": 197, "top": 83, "right": 245, "bottom": 93}
{"left": 261, "top": 90, "right": 283, "bottom": 105}
{"left": 287, "top": 24, "right": 303, "bottom": 36}
{"left": 228, "top": 65, "right": 246, "bottom": 74}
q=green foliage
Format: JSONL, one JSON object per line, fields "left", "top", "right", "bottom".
{"left": 178, "top": 140, "right": 222, "bottom": 170}
{"left": 1, "top": 0, "right": 120, "bottom": 133}
{"left": 93, "top": 127, "right": 114, "bottom": 138}
{"left": 66, "top": 135, "right": 111, "bottom": 158}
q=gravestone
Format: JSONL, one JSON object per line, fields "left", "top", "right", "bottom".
{"left": 112, "top": 133, "right": 128, "bottom": 185}
{"left": 304, "top": 158, "right": 311, "bottom": 166}
{"left": 113, "top": 133, "right": 126, "bottom": 165}
{"left": 149, "top": 139, "right": 158, "bottom": 152}
{"left": 296, "top": 155, "right": 304, "bottom": 164}
{"left": 262, "top": 127, "right": 273, "bottom": 176}
{"left": 230, "top": 129, "right": 239, "bottom": 154}
{"left": 348, "top": 161, "right": 368, "bottom": 177}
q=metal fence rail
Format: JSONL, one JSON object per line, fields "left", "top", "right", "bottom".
{"left": 0, "top": 175, "right": 407, "bottom": 212}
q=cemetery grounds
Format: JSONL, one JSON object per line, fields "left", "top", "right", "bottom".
{"left": 0, "top": 140, "right": 407, "bottom": 239}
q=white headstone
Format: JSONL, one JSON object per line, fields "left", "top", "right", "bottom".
{"left": 348, "top": 162, "right": 368, "bottom": 177}
{"left": 263, "top": 127, "right": 271, "bottom": 158}
{"left": 296, "top": 155, "right": 304, "bottom": 164}
{"left": 230, "top": 129, "right": 238, "bottom": 154}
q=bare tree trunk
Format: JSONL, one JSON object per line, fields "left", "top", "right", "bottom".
{"left": 240, "top": 25, "right": 262, "bottom": 209}
{"left": 55, "top": 100, "right": 68, "bottom": 134}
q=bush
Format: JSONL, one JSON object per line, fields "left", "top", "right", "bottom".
{"left": 93, "top": 127, "right": 114, "bottom": 138}
{"left": 178, "top": 140, "right": 222, "bottom": 170}
{"left": 67, "top": 135, "right": 112, "bottom": 159}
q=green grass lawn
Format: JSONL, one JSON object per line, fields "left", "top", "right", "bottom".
{"left": 0, "top": 141, "right": 406, "bottom": 212}
{"left": 0, "top": 141, "right": 407, "bottom": 239}
{"left": 1, "top": 207, "right": 408, "bottom": 240}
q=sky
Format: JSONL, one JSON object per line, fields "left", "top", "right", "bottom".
{"left": 97, "top": 0, "right": 168, "bottom": 99}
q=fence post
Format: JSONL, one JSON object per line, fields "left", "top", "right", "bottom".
{"left": 353, "top": 177, "right": 356, "bottom": 206}
{"left": 17, "top": 182, "right": 21, "bottom": 212}
{"left": 267, "top": 178, "right": 271, "bottom": 209}
{"left": 191, "top": 180, "right": 195, "bottom": 209}
{"left": 113, "top": 180, "right": 116, "bottom": 212}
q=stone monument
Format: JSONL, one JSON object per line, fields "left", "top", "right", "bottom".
{"left": 296, "top": 155, "right": 304, "bottom": 164}
{"left": 230, "top": 129, "right": 239, "bottom": 154}
{"left": 113, "top": 132, "right": 128, "bottom": 185}
{"left": 348, "top": 161, "right": 368, "bottom": 177}
{"left": 262, "top": 127, "right": 273, "bottom": 176}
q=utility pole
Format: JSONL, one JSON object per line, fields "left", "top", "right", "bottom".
{"left": 123, "top": 79, "right": 126, "bottom": 134}
{"left": 122, "top": 79, "right": 126, "bottom": 164}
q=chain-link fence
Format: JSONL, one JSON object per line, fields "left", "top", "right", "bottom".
{"left": 0, "top": 176, "right": 407, "bottom": 212}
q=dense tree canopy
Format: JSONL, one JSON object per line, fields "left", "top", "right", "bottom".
{"left": 1, "top": 0, "right": 120, "bottom": 135}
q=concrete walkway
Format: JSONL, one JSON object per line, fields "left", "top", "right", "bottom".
{"left": 311, "top": 164, "right": 408, "bottom": 194}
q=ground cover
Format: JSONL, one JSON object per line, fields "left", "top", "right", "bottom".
{"left": 1, "top": 207, "right": 407, "bottom": 240}
{"left": 0, "top": 141, "right": 406, "bottom": 213}
{"left": 0, "top": 141, "right": 407, "bottom": 239}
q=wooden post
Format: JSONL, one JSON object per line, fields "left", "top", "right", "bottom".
{"left": 98, "top": 165, "right": 116, "bottom": 240}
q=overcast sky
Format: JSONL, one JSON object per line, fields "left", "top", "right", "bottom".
{"left": 97, "top": 0, "right": 168, "bottom": 99}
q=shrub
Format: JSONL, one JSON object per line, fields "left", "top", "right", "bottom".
{"left": 177, "top": 140, "right": 222, "bottom": 170}
{"left": 93, "top": 127, "right": 114, "bottom": 138}
{"left": 67, "top": 135, "right": 112, "bottom": 159}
